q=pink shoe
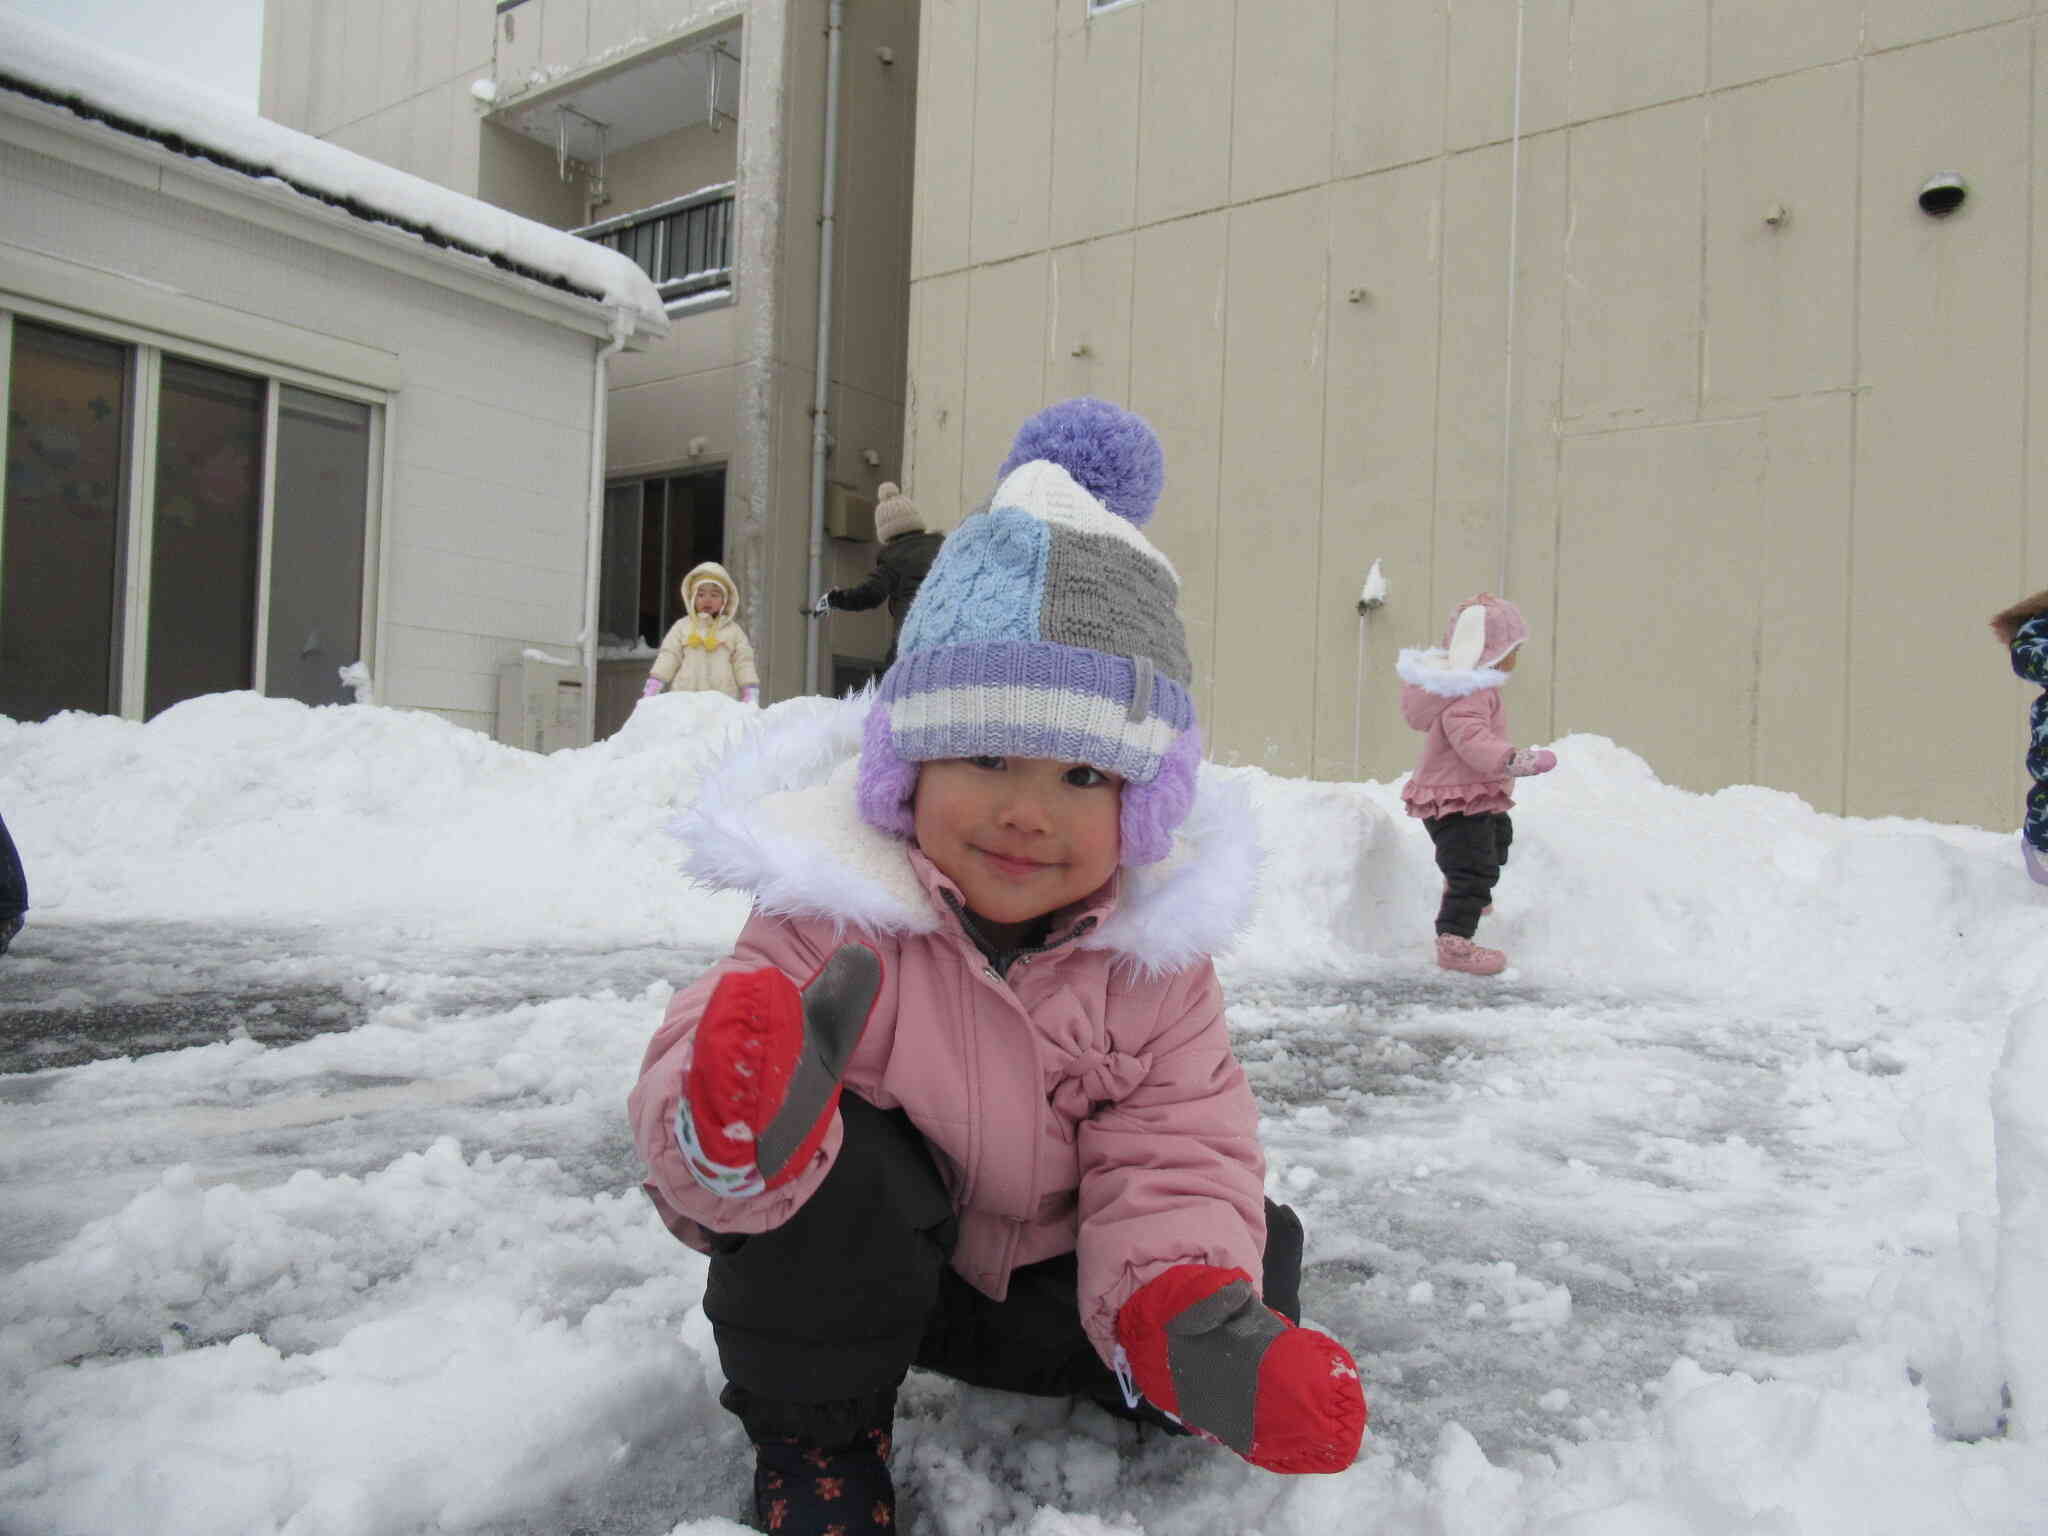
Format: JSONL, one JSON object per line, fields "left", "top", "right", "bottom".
{"left": 1436, "top": 934, "right": 1506, "bottom": 975}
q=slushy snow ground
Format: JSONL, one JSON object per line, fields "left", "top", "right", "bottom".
{"left": 2, "top": 690, "right": 2046, "bottom": 1535}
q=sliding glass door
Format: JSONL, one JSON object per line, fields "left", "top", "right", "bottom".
{"left": 0, "top": 315, "right": 379, "bottom": 724}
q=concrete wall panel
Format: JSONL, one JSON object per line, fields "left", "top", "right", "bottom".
{"left": 1213, "top": 188, "right": 1328, "bottom": 777}
{"left": 1435, "top": 131, "right": 1569, "bottom": 747}
{"left": 1702, "top": 64, "right": 1857, "bottom": 415}
{"left": 1755, "top": 395, "right": 1853, "bottom": 811}
{"left": 1865, "top": 0, "right": 2029, "bottom": 52}
{"left": 1556, "top": 419, "right": 1765, "bottom": 792}
{"left": 1130, "top": 212, "right": 1229, "bottom": 728}
{"left": 907, "top": 271, "right": 971, "bottom": 529}
{"left": 960, "top": 255, "right": 1049, "bottom": 505}
{"left": 1051, "top": 4, "right": 1141, "bottom": 246}
{"left": 1317, "top": 162, "right": 1442, "bottom": 783}
{"left": 1135, "top": 0, "right": 1234, "bottom": 226}
{"left": 1229, "top": 0, "right": 1336, "bottom": 203}
{"left": 1710, "top": 0, "right": 1860, "bottom": 89}
{"left": 1852, "top": 25, "right": 2031, "bottom": 828}
{"left": 1046, "top": 233, "right": 1135, "bottom": 408}
{"left": 1446, "top": 0, "right": 1570, "bottom": 153}
{"left": 1563, "top": 100, "right": 1705, "bottom": 428}
{"left": 1334, "top": 0, "right": 1446, "bottom": 179}
{"left": 913, "top": 0, "right": 979, "bottom": 277}
{"left": 1567, "top": 0, "right": 1705, "bottom": 122}
{"left": 969, "top": 0, "right": 1054, "bottom": 264}
{"left": 608, "top": 369, "right": 741, "bottom": 473}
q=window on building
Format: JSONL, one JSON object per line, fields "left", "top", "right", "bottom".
{"left": 598, "top": 467, "right": 726, "bottom": 649}
{"left": 577, "top": 186, "right": 736, "bottom": 306}
{"left": 1, "top": 321, "right": 132, "bottom": 720}
{"left": 0, "top": 315, "right": 380, "bottom": 723}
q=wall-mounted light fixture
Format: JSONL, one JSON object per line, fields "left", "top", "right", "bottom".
{"left": 1917, "top": 173, "right": 1968, "bottom": 218}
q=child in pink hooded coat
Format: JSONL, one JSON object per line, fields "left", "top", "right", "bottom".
{"left": 1397, "top": 594, "right": 1558, "bottom": 975}
{"left": 630, "top": 400, "right": 1365, "bottom": 1535}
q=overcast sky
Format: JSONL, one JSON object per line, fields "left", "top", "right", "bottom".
{"left": 5, "top": 0, "right": 264, "bottom": 110}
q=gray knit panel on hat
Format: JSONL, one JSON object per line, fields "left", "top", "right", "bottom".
{"left": 1038, "top": 526, "right": 1192, "bottom": 687}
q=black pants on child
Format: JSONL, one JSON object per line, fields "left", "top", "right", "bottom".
{"left": 1425, "top": 810, "right": 1513, "bottom": 938}
{"left": 704, "top": 1092, "right": 1304, "bottom": 1451}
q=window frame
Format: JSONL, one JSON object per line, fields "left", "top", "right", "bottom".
{"left": 0, "top": 302, "right": 388, "bottom": 721}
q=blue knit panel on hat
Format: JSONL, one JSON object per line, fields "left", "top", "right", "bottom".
{"left": 895, "top": 507, "right": 1049, "bottom": 655}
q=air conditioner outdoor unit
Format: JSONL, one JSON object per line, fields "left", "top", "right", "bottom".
{"left": 825, "top": 483, "right": 876, "bottom": 542}
{"left": 495, "top": 652, "right": 589, "bottom": 754}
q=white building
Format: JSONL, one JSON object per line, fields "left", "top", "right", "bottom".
{"left": 0, "top": 12, "right": 667, "bottom": 742}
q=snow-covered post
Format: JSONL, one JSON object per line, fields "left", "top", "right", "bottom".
{"left": 1353, "top": 560, "right": 1388, "bottom": 778}
{"left": 1994, "top": 996, "right": 2048, "bottom": 1438}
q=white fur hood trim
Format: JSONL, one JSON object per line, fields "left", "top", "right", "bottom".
{"left": 1396, "top": 646, "right": 1509, "bottom": 699}
{"left": 675, "top": 694, "right": 1261, "bottom": 974}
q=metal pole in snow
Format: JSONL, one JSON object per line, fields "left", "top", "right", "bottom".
{"left": 1353, "top": 559, "right": 1388, "bottom": 779}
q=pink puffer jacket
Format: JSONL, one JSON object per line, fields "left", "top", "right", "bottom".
{"left": 630, "top": 697, "right": 1268, "bottom": 1365}
{"left": 1395, "top": 651, "right": 1518, "bottom": 819}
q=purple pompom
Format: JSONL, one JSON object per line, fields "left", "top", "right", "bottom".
{"left": 997, "top": 397, "right": 1165, "bottom": 527}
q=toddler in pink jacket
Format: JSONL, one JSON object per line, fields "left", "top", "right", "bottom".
{"left": 630, "top": 399, "right": 1365, "bottom": 1535}
{"left": 1397, "top": 593, "right": 1558, "bottom": 975}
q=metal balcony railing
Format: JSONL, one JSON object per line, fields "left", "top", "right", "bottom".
{"left": 575, "top": 184, "right": 735, "bottom": 304}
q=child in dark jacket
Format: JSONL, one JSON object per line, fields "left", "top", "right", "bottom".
{"left": 807, "top": 483, "right": 945, "bottom": 667}
{"left": 1396, "top": 594, "right": 1558, "bottom": 975}
{"left": 631, "top": 400, "right": 1365, "bottom": 1535}
{"left": 1990, "top": 589, "right": 2048, "bottom": 885}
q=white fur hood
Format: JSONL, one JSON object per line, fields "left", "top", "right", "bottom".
{"left": 675, "top": 694, "right": 1262, "bottom": 975}
{"left": 1396, "top": 646, "right": 1509, "bottom": 699}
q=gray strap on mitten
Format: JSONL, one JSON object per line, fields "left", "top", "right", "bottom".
{"left": 755, "top": 944, "right": 881, "bottom": 1180}
{"left": 1161, "top": 1277, "right": 1289, "bottom": 1456}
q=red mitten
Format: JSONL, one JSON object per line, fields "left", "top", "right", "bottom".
{"left": 1115, "top": 1264, "right": 1366, "bottom": 1474}
{"left": 674, "top": 944, "right": 881, "bottom": 1198}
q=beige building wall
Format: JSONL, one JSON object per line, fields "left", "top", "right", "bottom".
{"left": 262, "top": 0, "right": 921, "bottom": 702}
{"left": 907, "top": 0, "right": 2048, "bottom": 832}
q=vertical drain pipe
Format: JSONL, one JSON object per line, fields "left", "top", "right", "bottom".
{"left": 581, "top": 308, "right": 633, "bottom": 744}
{"left": 804, "top": 0, "right": 847, "bottom": 696}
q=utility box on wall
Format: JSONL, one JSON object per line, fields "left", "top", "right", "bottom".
{"left": 495, "top": 653, "right": 589, "bottom": 754}
{"left": 825, "top": 484, "right": 876, "bottom": 542}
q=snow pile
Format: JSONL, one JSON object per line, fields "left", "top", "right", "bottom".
{"left": 4, "top": 690, "right": 2048, "bottom": 1533}
{"left": 0, "top": 689, "right": 756, "bottom": 946}
{"left": 0, "top": 10, "right": 668, "bottom": 337}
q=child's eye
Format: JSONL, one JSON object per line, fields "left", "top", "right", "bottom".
{"left": 1064, "top": 764, "right": 1109, "bottom": 789}
{"left": 968, "top": 755, "right": 1006, "bottom": 771}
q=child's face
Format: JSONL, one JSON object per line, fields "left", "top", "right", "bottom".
{"left": 913, "top": 756, "right": 1123, "bottom": 940}
{"left": 695, "top": 585, "right": 724, "bottom": 616}
{"left": 1496, "top": 649, "right": 1519, "bottom": 673}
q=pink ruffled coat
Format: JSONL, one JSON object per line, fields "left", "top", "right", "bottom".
{"left": 630, "top": 697, "right": 1268, "bottom": 1366}
{"left": 1396, "top": 660, "right": 1518, "bottom": 819}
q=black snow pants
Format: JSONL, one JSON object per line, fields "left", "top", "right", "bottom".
{"left": 704, "top": 1092, "right": 1305, "bottom": 1451}
{"left": 0, "top": 811, "right": 26, "bottom": 922}
{"left": 1425, "top": 810, "right": 1513, "bottom": 938}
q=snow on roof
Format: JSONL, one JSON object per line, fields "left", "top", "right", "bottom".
{"left": 0, "top": 11, "right": 668, "bottom": 340}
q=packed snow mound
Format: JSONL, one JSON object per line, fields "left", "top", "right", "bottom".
{"left": 4, "top": 696, "right": 2043, "bottom": 1010}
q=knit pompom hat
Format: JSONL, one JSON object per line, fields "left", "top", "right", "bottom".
{"left": 855, "top": 397, "right": 1199, "bottom": 865}
{"left": 1441, "top": 593, "right": 1529, "bottom": 672}
{"left": 873, "top": 482, "right": 923, "bottom": 543}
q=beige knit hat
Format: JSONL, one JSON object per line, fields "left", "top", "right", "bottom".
{"left": 872, "top": 482, "right": 923, "bottom": 543}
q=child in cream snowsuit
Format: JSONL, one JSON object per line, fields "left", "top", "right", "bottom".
{"left": 1397, "top": 593, "right": 1558, "bottom": 975}
{"left": 643, "top": 561, "right": 759, "bottom": 703}
{"left": 1990, "top": 588, "right": 2048, "bottom": 884}
{"left": 629, "top": 399, "right": 1366, "bottom": 1535}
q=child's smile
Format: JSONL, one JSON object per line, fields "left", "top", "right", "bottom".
{"left": 913, "top": 755, "right": 1123, "bottom": 946}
